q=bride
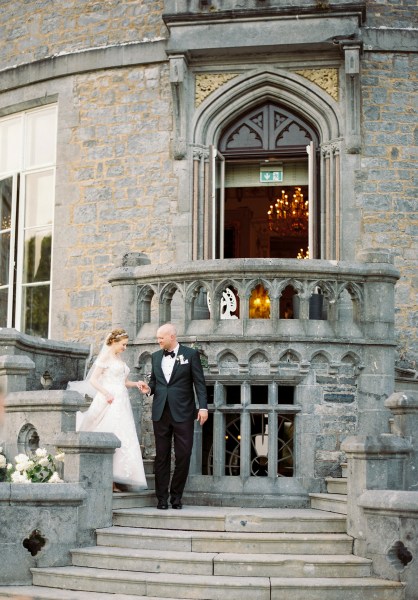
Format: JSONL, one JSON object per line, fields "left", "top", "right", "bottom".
{"left": 69, "top": 328, "right": 148, "bottom": 492}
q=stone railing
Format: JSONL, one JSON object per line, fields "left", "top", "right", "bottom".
{"left": 109, "top": 250, "right": 399, "bottom": 346}
{"left": 0, "top": 328, "right": 91, "bottom": 394}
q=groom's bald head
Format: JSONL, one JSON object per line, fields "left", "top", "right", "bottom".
{"left": 157, "top": 323, "right": 177, "bottom": 350}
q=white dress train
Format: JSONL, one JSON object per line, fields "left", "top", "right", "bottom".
{"left": 74, "top": 357, "right": 147, "bottom": 491}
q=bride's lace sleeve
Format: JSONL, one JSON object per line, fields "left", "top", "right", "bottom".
{"left": 95, "top": 357, "right": 110, "bottom": 370}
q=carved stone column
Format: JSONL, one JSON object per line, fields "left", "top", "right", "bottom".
{"left": 320, "top": 139, "right": 342, "bottom": 260}
{"left": 192, "top": 145, "right": 209, "bottom": 260}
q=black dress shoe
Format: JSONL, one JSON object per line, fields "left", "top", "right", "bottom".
{"left": 171, "top": 502, "right": 182, "bottom": 509}
{"left": 157, "top": 501, "right": 168, "bottom": 510}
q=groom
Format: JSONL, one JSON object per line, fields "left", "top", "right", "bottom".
{"left": 142, "top": 323, "right": 208, "bottom": 509}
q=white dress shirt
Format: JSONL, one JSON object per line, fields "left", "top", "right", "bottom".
{"left": 161, "top": 344, "right": 179, "bottom": 382}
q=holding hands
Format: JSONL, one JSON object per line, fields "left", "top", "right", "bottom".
{"left": 136, "top": 380, "right": 150, "bottom": 395}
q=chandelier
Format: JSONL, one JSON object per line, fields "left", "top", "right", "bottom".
{"left": 267, "top": 187, "right": 308, "bottom": 233}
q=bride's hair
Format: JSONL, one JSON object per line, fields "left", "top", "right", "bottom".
{"left": 105, "top": 328, "right": 129, "bottom": 345}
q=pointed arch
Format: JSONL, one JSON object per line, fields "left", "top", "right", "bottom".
{"left": 191, "top": 67, "right": 345, "bottom": 261}
{"left": 193, "top": 67, "right": 341, "bottom": 147}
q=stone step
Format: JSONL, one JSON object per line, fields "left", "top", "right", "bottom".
{"left": 270, "top": 576, "right": 404, "bottom": 600}
{"left": 31, "top": 567, "right": 405, "bottom": 600}
{"left": 72, "top": 545, "right": 373, "bottom": 578}
{"left": 309, "top": 493, "right": 348, "bottom": 515}
{"left": 97, "top": 525, "right": 354, "bottom": 555}
{"left": 325, "top": 477, "right": 347, "bottom": 494}
{"left": 112, "top": 506, "right": 347, "bottom": 533}
{"left": 112, "top": 490, "right": 155, "bottom": 510}
{"left": 0, "top": 585, "right": 172, "bottom": 599}
{"left": 31, "top": 566, "right": 271, "bottom": 599}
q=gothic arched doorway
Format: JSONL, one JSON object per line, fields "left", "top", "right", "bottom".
{"left": 216, "top": 102, "right": 319, "bottom": 260}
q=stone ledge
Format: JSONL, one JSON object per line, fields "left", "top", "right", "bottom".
{"left": 0, "top": 327, "right": 90, "bottom": 358}
{"left": 341, "top": 434, "right": 412, "bottom": 456}
{"left": 0, "top": 355, "right": 35, "bottom": 374}
{"left": 5, "top": 390, "right": 88, "bottom": 412}
{"left": 359, "top": 490, "right": 418, "bottom": 515}
{"left": 0, "top": 482, "right": 86, "bottom": 505}
{"left": 55, "top": 431, "right": 121, "bottom": 453}
{"left": 0, "top": 40, "right": 167, "bottom": 93}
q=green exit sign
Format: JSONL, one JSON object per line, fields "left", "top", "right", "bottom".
{"left": 260, "top": 170, "right": 283, "bottom": 183}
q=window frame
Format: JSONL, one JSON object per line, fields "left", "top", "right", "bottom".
{"left": 0, "top": 105, "right": 57, "bottom": 337}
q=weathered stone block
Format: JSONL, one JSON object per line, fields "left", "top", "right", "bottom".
{"left": 0, "top": 482, "right": 86, "bottom": 585}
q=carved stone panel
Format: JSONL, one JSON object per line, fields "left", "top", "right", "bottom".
{"left": 293, "top": 68, "right": 339, "bottom": 101}
{"left": 195, "top": 72, "right": 239, "bottom": 106}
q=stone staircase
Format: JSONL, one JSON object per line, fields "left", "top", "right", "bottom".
{"left": 0, "top": 464, "right": 405, "bottom": 600}
{"left": 309, "top": 463, "right": 348, "bottom": 515}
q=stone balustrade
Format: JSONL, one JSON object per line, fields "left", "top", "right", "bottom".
{"left": 109, "top": 251, "right": 399, "bottom": 346}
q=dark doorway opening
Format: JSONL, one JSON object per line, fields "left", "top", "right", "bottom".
{"left": 224, "top": 184, "right": 309, "bottom": 259}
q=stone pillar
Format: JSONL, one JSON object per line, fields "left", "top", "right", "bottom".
{"left": 55, "top": 431, "right": 120, "bottom": 545}
{"left": 0, "top": 355, "right": 35, "bottom": 394}
{"left": 169, "top": 54, "right": 189, "bottom": 160}
{"left": 342, "top": 434, "right": 412, "bottom": 556}
{"left": 356, "top": 249, "right": 399, "bottom": 434}
{"left": 357, "top": 249, "right": 397, "bottom": 340}
{"left": 342, "top": 43, "right": 362, "bottom": 153}
{"left": 110, "top": 252, "right": 151, "bottom": 340}
{"left": 358, "top": 490, "right": 418, "bottom": 599}
{"left": 2, "top": 390, "right": 88, "bottom": 459}
{"left": 385, "top": 390, "right": 418, "bottom": 491}
{"left": 0, "top": 482, "right": 86, "bottom": 585}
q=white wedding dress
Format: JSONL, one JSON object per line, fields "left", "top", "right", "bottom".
{"left": 74, "top": 356, "right": 147, "bottom": 491}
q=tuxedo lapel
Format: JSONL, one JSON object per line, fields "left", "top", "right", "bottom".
{"left": 155, "top": 349, "right": 165, "bottom": 379}
{"left": 170, "top": 345, "right": 188, "bottom": 382}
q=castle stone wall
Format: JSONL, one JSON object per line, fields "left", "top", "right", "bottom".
{"left": 0, "top": 0, "right": 166, "bottom": 71}
{"left": 359, "top": 50, "right": 417, "bottom": 361}
{"left": 51, "top": 64, "right": 176, "bottom": 345}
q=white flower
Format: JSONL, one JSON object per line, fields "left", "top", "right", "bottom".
{"left": 11, "top": 471, "right": 31, "bottom": 484}
{"left": 14, "top": 453, "right": 28, "bottom": 464}
{"left": 48, "top": 471, "right": 63, "bottom": 483}
{"left": 15, "top": 459, "right": 31, "bottom": 472}
{"left": 35, "top": 448, "right": 48, "bottom": 458}
{"left": 39, "top": 457, "right": 50, "bottom": 467}
{"left": 7, "top": 463, "right": 13, "bottom": 470}
{"left": 54, "top": 452, "right": 65, "bottom": 462}
{"left": 0, "top": 455, "right": 6, "bottom": 468}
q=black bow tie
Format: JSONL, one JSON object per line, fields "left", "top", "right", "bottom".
{"left": 163, "top": 350, "right": 175, "bottom": 358}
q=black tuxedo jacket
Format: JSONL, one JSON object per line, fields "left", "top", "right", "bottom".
{"left": 149, "top": 344, "right": 208, "bottom": 422}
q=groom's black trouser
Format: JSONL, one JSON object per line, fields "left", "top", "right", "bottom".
{"left": 153, "top": 402, "right": 194, "bottom": 504}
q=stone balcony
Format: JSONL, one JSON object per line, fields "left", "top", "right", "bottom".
{"left": 108, "top": 251, "right": 401, "bottom": 503}
{"left": 109, "top": 250, "right": 399, "bottom": 351}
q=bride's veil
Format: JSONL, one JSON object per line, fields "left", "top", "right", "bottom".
{"left": 67, "top": 336, "right": 112, "bottom": 399}
{"left": 68, "top": 334, "right": 116, "bottom": 431}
